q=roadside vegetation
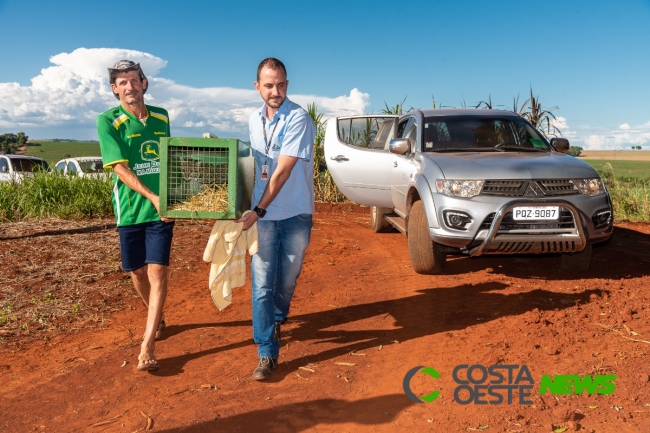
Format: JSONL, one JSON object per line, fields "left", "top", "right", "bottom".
{"left": 590, "top": 162, "right": 650, "bottom": 221}
{"left": 607, "top": 178, "right": 650, "bottom": 221}
{"left": 0, "top": 172, "right": 113, "bottom": 222}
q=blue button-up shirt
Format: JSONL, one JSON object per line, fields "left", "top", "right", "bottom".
{"left": 248, "top": 97, "right": 316, "bottom": 220}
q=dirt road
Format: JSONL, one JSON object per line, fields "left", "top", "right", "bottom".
{"left": 1, "top": 204, "right": 649, "bottom": 432}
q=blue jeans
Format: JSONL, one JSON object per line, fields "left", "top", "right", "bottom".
{"left": 251, "top": 213, "right": 312, "bottom": 359}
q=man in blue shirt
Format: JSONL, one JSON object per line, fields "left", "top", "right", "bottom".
{"left": 236, "top": 58, "right": 316, "bottom": 380}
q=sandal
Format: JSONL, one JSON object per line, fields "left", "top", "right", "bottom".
{"left": 137, "top": 353, "right": 160, "bottom": 372}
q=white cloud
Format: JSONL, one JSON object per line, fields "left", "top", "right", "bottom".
{"left": 547, "top": 116, "right": 650, "bottom": 150}
{"left": 578, "top": 122, "right": 650, "bottom": 150}
{"left": 584, "top": 134, "right": 607, "bottom": 148}
{"left": 550, "top": 116, "right": 579, "bottom": 140}
{"left": 0, "top": 48, "right": 369, "bottom": 139}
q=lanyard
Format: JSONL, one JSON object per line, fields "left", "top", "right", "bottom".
{"left": 261, "top": 115, "right": 279, "bottom": 165}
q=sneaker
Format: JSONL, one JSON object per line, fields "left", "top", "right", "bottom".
{"left": 274, "top": 321, "right": 281, "bottom": 342}
{"left": 252, "top": 357, "right": 278, "bottom": 381}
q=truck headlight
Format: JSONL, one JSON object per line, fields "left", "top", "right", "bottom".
{"left": 572, "top": 178, "right": 605, "bottom": 197}
{"left": 435, "top": 180, "right": 485, "bottom": 198}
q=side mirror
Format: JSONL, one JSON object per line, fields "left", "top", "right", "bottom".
{"left": 389, "top": 138, "right": 410, "bottom": 155}
{"left": 1, "top": 166, "right": 7, "bottom": 173}
{"left": 550, "top": 137, "right": 570, "bottom": 153}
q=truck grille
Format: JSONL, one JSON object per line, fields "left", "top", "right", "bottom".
{"left": 484, "top": 240, "right": 581, "bottom": 254}
{"left": 479, "top": 209, "right": 575, "bottom": 231}
{"left": 481, "top": 180, "right": 579, "bottom": 197}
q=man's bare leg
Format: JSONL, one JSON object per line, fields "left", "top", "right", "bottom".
{"left": 131, "top": 265, "right": 165, "bottom": 339}
{"left": 131, "top": 265, "right": 151, "bottom": 305}
{"left": 138, "top": 264, "right": 168, "bottom": 369}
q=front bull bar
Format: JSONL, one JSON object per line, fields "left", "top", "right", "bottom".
{"left": 468, "top": 199, "right": 587, "bottom": 257}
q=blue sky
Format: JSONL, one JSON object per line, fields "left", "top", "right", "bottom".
{"left": 1, "top": 0, "right": 649, "bottom": 149}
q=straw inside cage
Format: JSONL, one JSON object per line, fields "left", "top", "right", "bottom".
{"left": 166, "top": 146, "right": 231, "bottom": 213}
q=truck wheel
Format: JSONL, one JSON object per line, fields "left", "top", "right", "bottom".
{"left": 560, "top": 244, "right": 592, "bottom": 271}
{"left": 407, "top": 200, "right": 446, "bottom": 274}
{"left": 370, "top": 206, "right": 394, "bottom": 233}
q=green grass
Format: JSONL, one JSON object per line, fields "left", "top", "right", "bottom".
{"left": 0, "top": 172, "right": 114, "bottom": 221}
{"left": 606, "top": 179, "right": 650, "bottom": 221}
{"left": 23, "top": 140, "right": 101, "bottom": 166}
{"left": 582, "top": 159, "right": 650, "bottom": 181}
{"left": 592, "top": 162, "right": 650, "bottom": 221}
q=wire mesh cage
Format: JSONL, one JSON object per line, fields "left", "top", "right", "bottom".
{"left": 159, "top": 137, "right": 252, "bottom": 219}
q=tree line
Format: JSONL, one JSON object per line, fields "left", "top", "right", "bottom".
{"left": 0, "top": 132, "right": 28, "bottom": 154}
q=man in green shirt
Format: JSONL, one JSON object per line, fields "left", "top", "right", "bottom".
{"left": 97, "top": 60, "right": 173, "bottom": 372}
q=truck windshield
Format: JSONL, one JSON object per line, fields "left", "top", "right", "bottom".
{"left": 79, "top": 159, "right": 104, "bottom": 173}
{"left": 422, "top": 116, "right": 550, "bottom": 152}
{"left": 10, "top": 158, "right": 50, "bottom": 173}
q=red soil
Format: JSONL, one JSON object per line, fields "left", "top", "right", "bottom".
{"left": 1, "top": 203, "right": 649, "bottom": 432}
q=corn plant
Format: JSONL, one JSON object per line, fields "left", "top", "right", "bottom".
{"left": 381, "top": 97, "right": 414, "bottom": 115}
{"left": 476, "top": 94, "right": 494, "bottom": 109}
{"left": 520, "top": 87, "right": 561, "bottom": 137}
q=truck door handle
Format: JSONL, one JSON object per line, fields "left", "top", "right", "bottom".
{"left": 393, "top": 161, "right": 398, "bottom": 167}
{"left": 330, "top": 155, "right": 349, "bottom": 162}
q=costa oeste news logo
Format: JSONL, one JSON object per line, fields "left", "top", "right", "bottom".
{"left": 403, "top": 364, "right": 616, "bottom": 404}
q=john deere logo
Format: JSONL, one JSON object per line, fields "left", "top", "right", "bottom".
{"left": 403, "top": 366, "right": 441, "bottom": 403}
{"left": 141, "top": 140, "right": 160, "bottom": 160}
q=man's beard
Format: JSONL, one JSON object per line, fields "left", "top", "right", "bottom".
{"left": 266, "top": 96, "right": 285, "bottom": 108}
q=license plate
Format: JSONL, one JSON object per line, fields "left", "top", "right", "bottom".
{"left": 512, "top": 206, "right": 559, "bottom": 221}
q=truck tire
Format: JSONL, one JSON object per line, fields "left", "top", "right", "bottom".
{"left": 560, "top": 244, "right": 592, "bottom": 271}
{"left": 407, "top": 200, "right": 446, "bottom": 274}
{"left": 370, "top": 206, "right": 394, "bottom": 233}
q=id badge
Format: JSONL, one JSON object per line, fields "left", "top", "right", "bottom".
{"left": 261, "top": 164, "right": 269, "bottom": 181}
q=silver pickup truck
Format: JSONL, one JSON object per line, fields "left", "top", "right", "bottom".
{"left": 324, "top": 109, "right": 613, "bottom": 274}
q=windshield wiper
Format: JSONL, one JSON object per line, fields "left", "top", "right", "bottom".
{"left": 430, "top": 148, "right": 503, "bottom": 153}
{"left": 495, "top": 145, "right": 546, "bottom": 152}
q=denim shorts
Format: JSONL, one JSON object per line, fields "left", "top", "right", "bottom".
{"left": 117, "top": 220, "right": 175, "bottom": 272}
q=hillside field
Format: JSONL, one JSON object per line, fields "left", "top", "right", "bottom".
{"left": 579, "top": 150, "right": 650, "bottom": 161}
{"left": 23, "top": 140, "right": 101, "bottom": 166}
{"left": 582, "top": 159, "right": 650, "bottom": 180}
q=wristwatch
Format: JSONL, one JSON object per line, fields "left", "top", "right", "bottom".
{"left": 253, "top": 206, "right": 267, "bottom": 218}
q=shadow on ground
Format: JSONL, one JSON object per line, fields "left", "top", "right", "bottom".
{"left": 160, "top": 282, "right": 603, "bottom": 378}
{"left": 434, "top": 226, "right": 650, "bottom": 279}
{"left": 157, "top": 394, "right": 414, "bottom": 433}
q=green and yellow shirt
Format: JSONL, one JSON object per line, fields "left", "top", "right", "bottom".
{"left": 97, "top": 104, "right": 170, "bottom": 227}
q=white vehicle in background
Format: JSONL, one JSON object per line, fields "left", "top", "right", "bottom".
{"left": 54, "top": 157, "right": 105, "bottom": 178}
{"left": 0, "top": 154, "right": 50, "bottom": 182}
